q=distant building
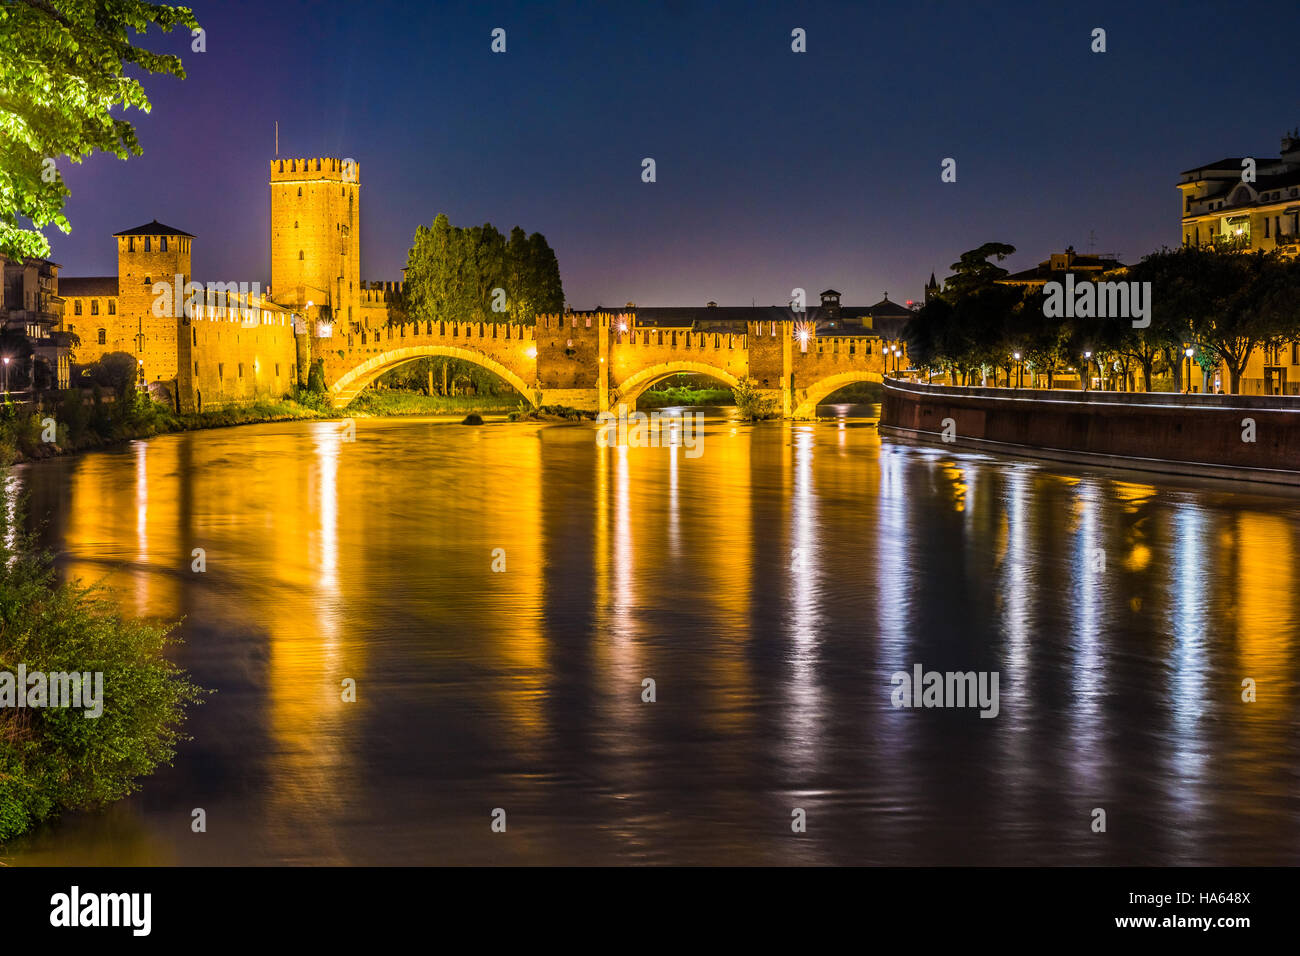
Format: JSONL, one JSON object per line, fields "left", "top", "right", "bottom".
{"left": 1179, "top": 131, "right": 1300, "bottom": 254}
{"left": 630, "top": 288, "right": 916, "bottom": 342}
{"left": 998, "top": 247, "right": 1128, "bottom": 290}
{"left": 0, "top": 253, "right": 71, "bottom": 388}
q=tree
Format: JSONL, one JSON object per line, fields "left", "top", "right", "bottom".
{"left": 86, "top": 351, "right": 138, "bottom": 400}
{"left": 403, "top": 215, "right": 563, "bottom": 326}
{"left": 941, "top": 242, "right": 1017, "bottom": 300}
{"left": 0, "top": 0, "right": 199, "bottom": 261}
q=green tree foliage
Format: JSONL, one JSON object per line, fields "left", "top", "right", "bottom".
{"left": 0, "top": 0, "right": 199, "bottom": 261}
{"left": 85, "top": 350, "right": 139, "bottom": 400}
{"left": 0, "top": 480, "right": 202, "bottom": 841}
{"left": 940, "top": 242, "right": 1017, "bottom": 300}
{"left": 907, "top": 241, "right": 1300, "bottom": 394}
{"left": 404, "top": 214, "right": 563, "bottom": 325}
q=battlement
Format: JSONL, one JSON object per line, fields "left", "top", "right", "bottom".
{"left": 269, "top": 157, "right": 359, "bottom": 183}
{"left": 359, "top": 280, "right": 404, "bottom": 303}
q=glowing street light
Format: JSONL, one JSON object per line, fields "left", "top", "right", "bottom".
{"left": 1, "top": 355, "right": 9, "bottom": 394}
{"left": 1185, "top": 346, "right": 1196, "bottom": 393}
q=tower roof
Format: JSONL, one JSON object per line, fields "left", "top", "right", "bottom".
{"left": 113, "top": 219, "right": 194, "bottom": 238}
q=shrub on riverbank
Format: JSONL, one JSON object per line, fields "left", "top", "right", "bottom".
{"left": 0, "top": 484, "right": 203, "bottom": 843}
{"left": 0, "top": 390, "right": 330, "bottom": 463}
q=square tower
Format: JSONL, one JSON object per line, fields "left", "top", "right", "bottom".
{"left": 114, "top": 220, "right": 193, "bottom": 382}
{"left": 269, "top": 157, "right": 361, "bottom": 327}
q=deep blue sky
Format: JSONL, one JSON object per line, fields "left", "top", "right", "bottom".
{"left": 48, "top": 0, "right": 1299, "bottom": 308}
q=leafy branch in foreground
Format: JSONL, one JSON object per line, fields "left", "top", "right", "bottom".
{"left": 0, "top": 0, "right": 199, "bottom": 260}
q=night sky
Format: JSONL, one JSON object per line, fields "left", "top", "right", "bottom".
{"left": 47, "top": 0, "right": 1299, "bottom": 308}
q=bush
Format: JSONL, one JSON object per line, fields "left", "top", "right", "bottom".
{"left": 0, "top": 481, "right": 203, "bottom": 842}
{"left": 731, "top": 379, "right": 779, "bottom": 420}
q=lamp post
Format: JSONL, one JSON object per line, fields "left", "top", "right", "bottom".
{"left": 1083, "top": 350, "right": 1092, "bottom": 391}
{"left": 1013, "top": 352, "right": 1022, "bottom": 388}
{"left": 1, "top": 355, "right": 9, "bottom": 396}
{"left": 1185, "top": 346, "right": 1195, "bottom": 393}
{"left": 892, "top": 345, "right": 901, "bottom": 377}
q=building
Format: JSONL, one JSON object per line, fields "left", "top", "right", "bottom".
{"left": 1179, "top": 129, "right": 1300, "bottom": 394}
{"left": 0, "top": 253, "right": 71, "bottom": 389}
{"left": 1179, "top": 131, "right": 1300, "bottom": 254}
{"left": 629, "top": 289, "right": 916, "bottom": 343}
{"left": 998, "top": 247, "right": 1127, "bottom": 290}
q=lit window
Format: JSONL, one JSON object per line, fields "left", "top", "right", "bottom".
{"left": 97, "top": 329, "right": 106, "bottom": 345}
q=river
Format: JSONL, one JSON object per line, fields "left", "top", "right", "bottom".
{"left": 7, "top": 406, "right": 1300, "bottom": 864}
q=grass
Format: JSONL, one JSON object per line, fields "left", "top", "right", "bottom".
{"left": 344, "top": 390, "right": 522, "bottom": 417}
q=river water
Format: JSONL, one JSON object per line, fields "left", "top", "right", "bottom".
{"left": 7, "top": 407, "right": 1300, "bottom": 865}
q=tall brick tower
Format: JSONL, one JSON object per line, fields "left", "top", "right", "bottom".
{"left": 114, "top": 220, "right": 193, "bottom": 383}
{"left": 269, "top": 157, "right": 361, "bottom": 327}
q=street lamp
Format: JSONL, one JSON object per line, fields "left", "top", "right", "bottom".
{"left": 2, "top": 356, "right": 8, "bottom": 395}
{"left": 1184, "top": 346, "right": 1195, "bottom": 393}
{"left": 1013, "top": 352, "right": 1022, "bottom": 388}
{"left": 1083, "top": 350, "right": 1092, "bottom": 391}
{"left": 892, "top": 345, "right": 901, "bottom": 376}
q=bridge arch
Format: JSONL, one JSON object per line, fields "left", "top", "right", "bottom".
{"left": 327, "top": 345, "right": 538, "bottom": 409}
{"left": 791, "top": 370, "right": 884, "bottom": 418}
{"left": 613, "top": 360, "right": 743, "bottom": 407}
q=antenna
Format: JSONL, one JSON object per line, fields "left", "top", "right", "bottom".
{"left": 275, "top": 121, "right": 279, "bottom": 157}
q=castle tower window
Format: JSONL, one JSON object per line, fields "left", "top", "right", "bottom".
{"left": 128, "top": 237, "right": 134, "bottom": 252}
{"left": 144, "top": 276, "right": 151, "bottom": 285}
{"left": 297, "top": 187, "right": 302, "bottom": 197}
{"left": 161, "top": 237, "right": 168, "bottom": 252}
{"left": 91, "top": 300, "right": 99, "bottom": 315}
{"left": 299, "top": 251, "right": 304, "bottom": 260}
{"left": 74, "top": 300, "right": 82, "bottom": 315}
{"left": 144, "top": 237, "right": 150, "bottom": 251}
{"left": 97, "top": 329, "right": 106, "bottom": 345}
{"left": 294, "top": 221, "right": 298, "bottom": 228}
{"left": 108, "top": 300, "right": 116, "bottom": 314}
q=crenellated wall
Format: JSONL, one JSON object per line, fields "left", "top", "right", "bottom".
{"left": 177, "top": 311, "right": 298, "bottom": 413}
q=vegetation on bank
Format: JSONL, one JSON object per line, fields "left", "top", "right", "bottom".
{"left": 0, "top": 387, "right": 331, "bottom": 463}
{"left": 345, "top": 390, "right": 521, "bottom": 417}
{"left": 905, "top": 242, "right": 1300, "bottom": 394}
{"left": 0, "top": 480, "right": 203, "bottom": 843}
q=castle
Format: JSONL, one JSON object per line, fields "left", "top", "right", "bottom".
{"left": 37, "top": 157, "right": 402, "bottom": 411}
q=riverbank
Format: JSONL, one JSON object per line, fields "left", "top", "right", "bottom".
{"left": 880, "top": 378, "right": 1300, "bottom": 486}
{"left": 1, "top": 389, "right": 534, "bottom": 464}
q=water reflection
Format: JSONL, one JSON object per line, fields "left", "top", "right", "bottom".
{"left": 6, "top": 413, "right": 1300, "bottom": 865}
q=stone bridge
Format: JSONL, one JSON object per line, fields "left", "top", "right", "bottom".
{"left": 316, "top": 312, "right": 898, "bottom": 417}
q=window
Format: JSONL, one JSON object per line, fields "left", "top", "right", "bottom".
{"left": 1292, "top": 343, "right": 1298, "bottom": 365}
{"left": 144, "top": 237, "right": 151, "bottom": 251}
{"left": 238, "top": 363, "right": 244, "bottom": 378}
{"left": 91, "top": 299, "right": 99, "bottom": 315}
{"left": 195, "top": 362, "right": 199, "bottom": 374}
{"left": 297, "top": 187, "right": 302, "bottom": 197}
{"left": 97, "top": 329, "right": 106, "bottom": 345}
{"left": 294, "top": 221, "right": 298, "bottom": 228}
{"left": 161, "top": 237, "right": 168, "bottom": 252}
{"left": 108, "top": 300, "right": 116, "bottom": 315}
{"left": 275, "top": 363, "right": 280, "bottom": 376}
{"left": 144, "top": 276, "right": 151, "bottom": 286}
{"left": 74, "top": 300, "right": 82, "bottom": 315}
{"left": 128, "top": 238, "right": 134, "bottom": 252}
{"left": 218, "top": 362, "right": 225, "bottom": 380}
{"left": 299, "top": 250, "right": 304, "bottom": 260}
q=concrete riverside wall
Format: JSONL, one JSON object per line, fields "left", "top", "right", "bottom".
{"left": 880, "top": 379, "right": 1300, "bottom": 484}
